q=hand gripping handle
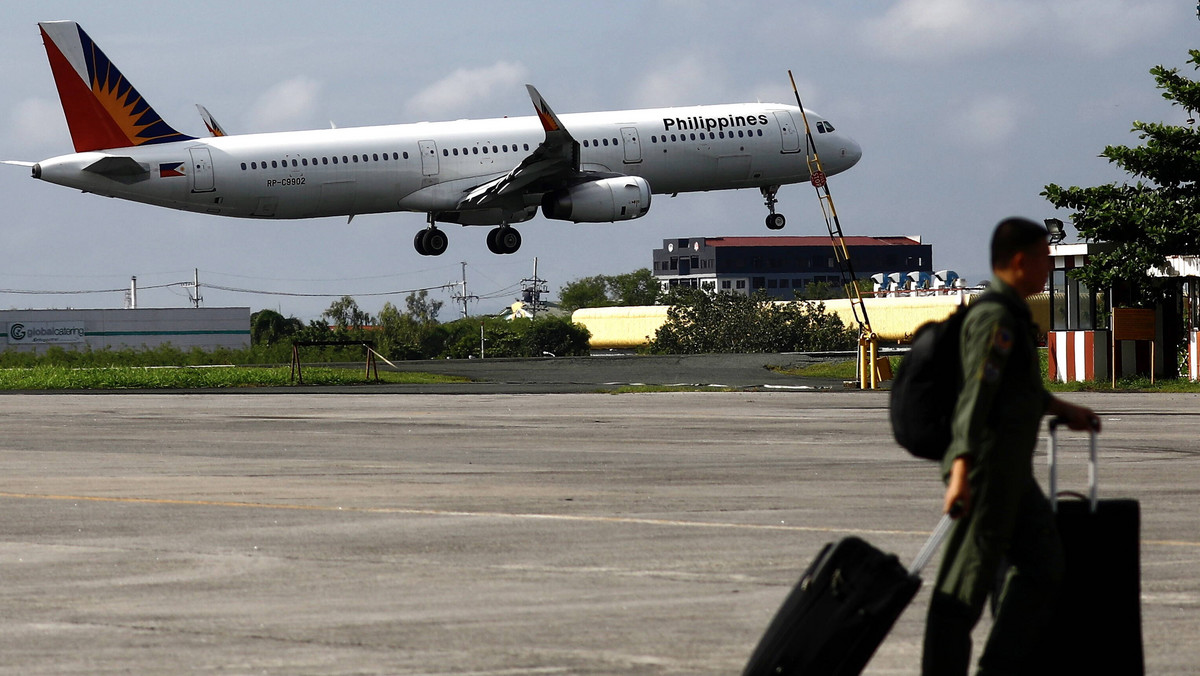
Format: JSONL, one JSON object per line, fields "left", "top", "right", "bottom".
{"left": 1048, "top": 416, "right": 1099, "bottom": 514}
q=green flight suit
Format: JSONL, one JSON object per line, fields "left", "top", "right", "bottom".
{"left": 922, "top": 278, "right": 1064, "bottom": 676}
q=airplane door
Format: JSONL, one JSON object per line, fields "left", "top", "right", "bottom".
{"left": 773, "top": 111, "right": 801, "bottom": 154}
{"left": 621, "top": 127, "right": 642, "bottom": 164}
{"left": 189, "top": 147, "right": 215, "bottom": 192}
{"left": 418, "top": 140, "right": 439, "bottom": 176}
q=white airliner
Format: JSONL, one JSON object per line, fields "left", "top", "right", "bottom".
{"left": 9, "top": 21, "right": 862, "bottom": 257}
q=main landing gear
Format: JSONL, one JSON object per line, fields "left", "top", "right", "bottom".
{"left": 414, "top": 215, "right": 449, "bottom": 256}
{"left": 761, "top": 185, "right": 786, "bottom": 230}
{"left": 486, "top": 225, "right": 522, "bottom": 255}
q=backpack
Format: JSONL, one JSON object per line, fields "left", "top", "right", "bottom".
{"left": 888, "top": 293, "right": 1019, "bottom": 460}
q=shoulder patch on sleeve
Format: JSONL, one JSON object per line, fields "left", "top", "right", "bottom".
{"left": 992, "top": 326, "right": 1014, "bottom": 355}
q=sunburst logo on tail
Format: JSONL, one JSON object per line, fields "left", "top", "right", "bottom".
{"left": 40, "top": 21, "right": 193, "bottom": 152}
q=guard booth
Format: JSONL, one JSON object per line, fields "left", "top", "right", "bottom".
{"left": 1048, "top": 243, "right": 1167, "bottom": 383}
{"left": 1155, "top": 255, "right": 1200, "bottom": 381}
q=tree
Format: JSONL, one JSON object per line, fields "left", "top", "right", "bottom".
{"left": 250, "top": 309, "right": 303, "bottom": 346}
{"left": 376, "top": 290, "right": 446, "bottom": 359}
{"left": 322, "top": 296, "right": 374, "bottom": 333}
{"left": 647, "top": 289, "right": 856, "bottom": 354}
{"left": 558, "top": 268, "right": 661, "bottom": 312}
{"left": 606, "top": 269, "right": 661, "bottom": 306}
{"left": 558, "top": 276, "right": 611, "bottom": 313}
{"left": 1043, "top": 50, "right": 1200, "bottom": 306}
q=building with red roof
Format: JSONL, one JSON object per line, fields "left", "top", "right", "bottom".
{"left": 651, "top": 235, "right": 933, "bottom": 299}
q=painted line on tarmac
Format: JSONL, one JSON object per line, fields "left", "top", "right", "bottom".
{"left": 3, "top": 492, "right": 1197, "bottom": 548}
{"left": 0, "top": 491, "right": 928, "bottom": 537}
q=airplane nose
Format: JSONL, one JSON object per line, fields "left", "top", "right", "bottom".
{"left": 840, "top": 136, "right": 862, "bottom": 169}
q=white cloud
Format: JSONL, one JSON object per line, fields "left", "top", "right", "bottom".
{"left": 862, "top": 0, "right": 1175, "bottom": 60}
{"left": 863, "top": 0, "right": 1035, "bottom": 60}
{"left": 403, "top": 62, "right": 528, "bottom": 119}
{"left": 246, "top": 76, "right": 322, "bottom": 132}
{"left": 1050, "top": 1, "right": 1174, "bottom": 56}
{"left": 947, "top": 94, "right": 1023, "bottom": 149}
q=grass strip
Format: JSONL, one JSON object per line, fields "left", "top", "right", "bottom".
{"left": 0, "top": 366, "right": 467, "bottom": 390}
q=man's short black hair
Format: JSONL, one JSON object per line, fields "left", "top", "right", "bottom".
{"left": 991, "top": 217, "right": 1049, "bottom": 269}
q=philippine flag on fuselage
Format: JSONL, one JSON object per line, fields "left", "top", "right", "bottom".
{"left": 159, "top": 162, "right": 186, "bottom": 178}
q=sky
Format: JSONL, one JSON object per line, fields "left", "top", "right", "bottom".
{"left": 0, "top": 1, "right": 1194, "bottom": 321}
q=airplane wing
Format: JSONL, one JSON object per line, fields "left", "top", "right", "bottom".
{"left": 456, "top": 85, "right": 583, "bottom": 210}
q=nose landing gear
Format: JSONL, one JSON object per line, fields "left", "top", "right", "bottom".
{"left": 761, "top": 185, "right": 786, "bottom": 230}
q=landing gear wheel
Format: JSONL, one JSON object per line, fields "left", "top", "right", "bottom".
{"left": 421, "top": 227, "right": 448, "bottom": 256}
{"left": 414, "top": 230, "right": 429, "bottom": 255}
{"left": 487, "top": 226, "right": 521, "bottom": 254}
{"left": 497, "top": 227, "right": 521, "bottom": 254}
{"left": 766, "top": 213, "right": 786, "bottom": 230}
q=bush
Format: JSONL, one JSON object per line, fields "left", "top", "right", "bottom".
{"left": 646, "top": 289, "right": 856, "bottom": 354}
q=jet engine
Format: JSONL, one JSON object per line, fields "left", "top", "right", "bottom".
{"left": 541, "top": 176, "right": 651, "bottom": 223}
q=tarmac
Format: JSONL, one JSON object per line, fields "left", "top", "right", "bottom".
{"left": 0, "top": 355, "right": 1196, "bottom": 674}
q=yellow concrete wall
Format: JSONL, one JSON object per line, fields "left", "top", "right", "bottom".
{"left": 573, "top": 293, "right": 1051, "bottom": 349}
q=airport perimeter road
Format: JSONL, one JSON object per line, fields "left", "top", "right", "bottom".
{"left": 0, "top": 391, "right": 1196, "bottom": 674}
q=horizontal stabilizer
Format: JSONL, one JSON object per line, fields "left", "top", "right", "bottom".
{"left": 84, "top": 156, "right": 149, "bottom": 176}
{"left": 1, "top": 160, "right": 36, "bottom": 167}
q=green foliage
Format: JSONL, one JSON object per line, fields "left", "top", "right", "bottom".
{"left": 322, "top": 296, "right": 374, "bottom": 336}
{"left": 1043, "top": 49, "right": 1200, "bottom": 306}
{"left": 558, "top": 268, "right": 662, "bottom": 312}
{"left": 607, "top": 269, "right": 662, "bottom": 306}
{"left": 374, "top": 290, "right": 446, "bottom": 359}
{"left": 438, "top": 315, "right": 590, "bottom": 359}
{"left": 0, "top": 365, "right": 466, "bottom": 390}
{"left": 520, "top": 315, "right": 591, "bottom": 357}
{"left": 646, "top": 289, "right": 857, "bottom": 354}
{"left": 558, "top": 275, "right": 612, "bottom": 312}
{"left": 250, "top": 309, "right": 304, "bottom": 346}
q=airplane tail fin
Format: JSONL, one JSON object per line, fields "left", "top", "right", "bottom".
{"left": 39, "top": 21, "right": 194, "bottom": 152}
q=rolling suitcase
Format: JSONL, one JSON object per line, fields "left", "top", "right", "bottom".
{"left": 741, "top": 515, "right": 953, "bottom": 676}
{"left": 1022, "top": 418, "right": 1144, "bottom": 674}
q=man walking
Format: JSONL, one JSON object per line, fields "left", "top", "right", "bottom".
{"left": 922, "top": 217, "right": 1099, "bottom": 675}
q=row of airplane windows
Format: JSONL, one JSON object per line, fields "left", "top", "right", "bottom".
{"left": 240, "top": 151, "right": 410, "bottom": 171}
{"left": 649, "top": 129, "right": 766, "bottom": 144}
{"left": 234, "top": 124, "right": 783, "bottom": 171}
{"left": 443, "top": 143, "right": 534, "bottom": 157}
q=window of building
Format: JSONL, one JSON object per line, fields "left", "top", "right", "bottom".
{"left": 736, "top": 280, "right": 746, "bottom": 289}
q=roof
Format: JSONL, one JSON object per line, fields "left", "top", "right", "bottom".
{"left": 701, "top": 236, "right": 923, "bottom": 247}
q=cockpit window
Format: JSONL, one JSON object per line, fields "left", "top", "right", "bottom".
{"left": 817, "top": 121, "right": 836, "bottom": 133}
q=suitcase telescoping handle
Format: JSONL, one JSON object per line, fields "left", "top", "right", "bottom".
{"left": 1048, "top": 416, "right": 1099, "bottom": 514}
{"left": 908, "top": 513, "right": 954, "bottom": 576}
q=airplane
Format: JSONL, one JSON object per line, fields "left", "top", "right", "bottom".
{"left": 7, "top": 21, "right": 862, "bottom": 257}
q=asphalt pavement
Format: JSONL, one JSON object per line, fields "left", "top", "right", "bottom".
{"left": 0, "top": 364, "right": 1195, "bottom": 674}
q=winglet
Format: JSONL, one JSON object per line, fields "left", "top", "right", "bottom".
{"left": 39, "top": 21, "right": 194, "bottom": 152}
{"left": 526, "top": 85, "right": 567, "bottom": 134}
{"left": 196, "top": 104, "right": 228, "bottom": 137}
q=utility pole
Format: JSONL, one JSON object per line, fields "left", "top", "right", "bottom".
{"left": 451, "top": 261, "right": 477, "bottom": 318}
{"left": 519, "top": 257, "right": 549, "bottom": 318}
{"left": 187, "top": 268, "right": 203, "bottom": 308}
